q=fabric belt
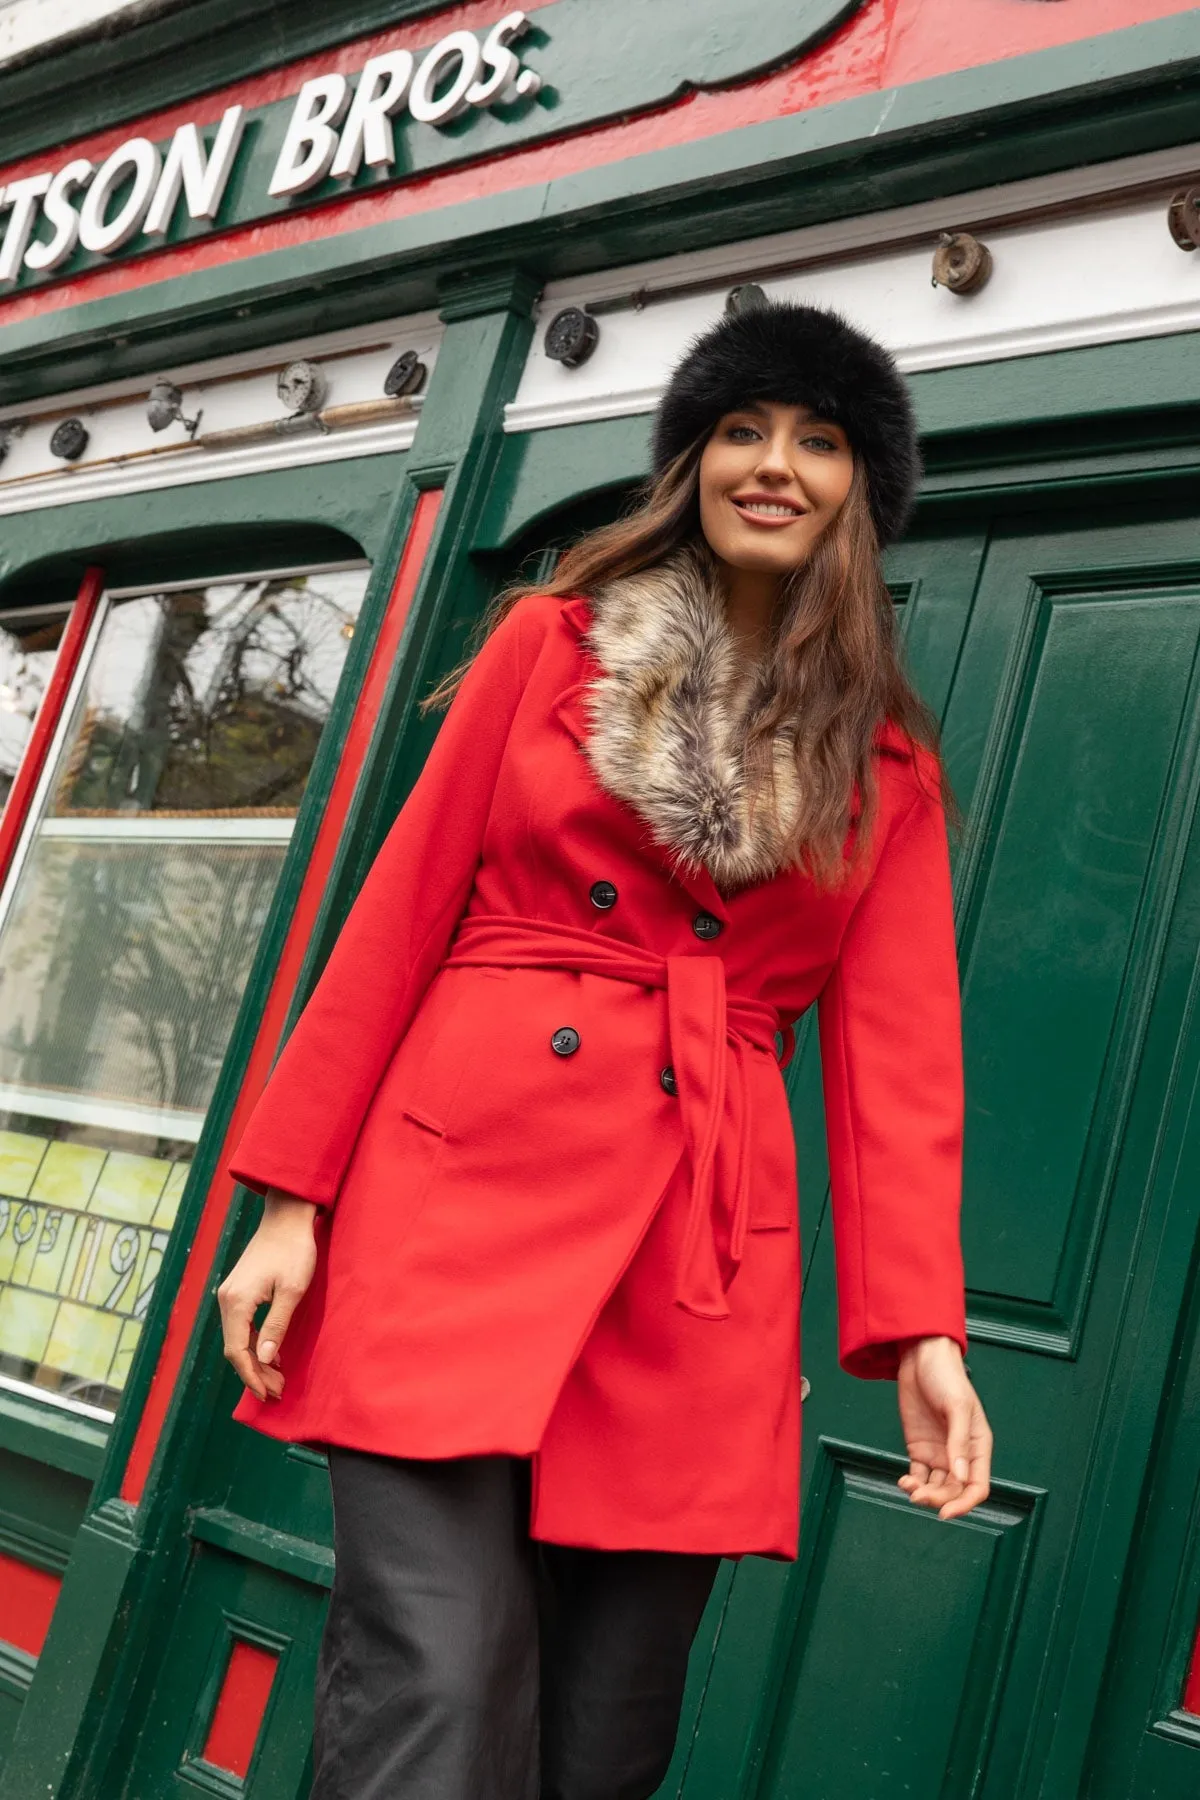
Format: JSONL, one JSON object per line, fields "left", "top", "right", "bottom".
{"left": 443, "top": 913, "right": 788, "bottom": 1322}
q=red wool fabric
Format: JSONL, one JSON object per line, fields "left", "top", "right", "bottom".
{"left": 229, "top": 592, "right": 967, "bottom": 1559}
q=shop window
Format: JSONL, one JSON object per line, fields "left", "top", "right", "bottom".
{"left": 0, "top": 562, "right": 369, "bottom": 1420}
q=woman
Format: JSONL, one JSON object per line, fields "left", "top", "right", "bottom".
{"left": 218, "top": 300, "right": 993, "bottom": 1800}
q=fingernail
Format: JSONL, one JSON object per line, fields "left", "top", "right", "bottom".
{"left": 954, "top": 1458, "right": 969, "bottom": 1481}
{"left": 259, "top": 1341, "right": 276, "bottom": 1366}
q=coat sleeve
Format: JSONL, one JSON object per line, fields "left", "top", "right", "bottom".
{"left": 227, "top": 598, "right": 542, "bottom": 1207}
{"left": 817, "top": 761, "right": 968, "bottom": 1380}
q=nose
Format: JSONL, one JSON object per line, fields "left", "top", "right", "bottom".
{"left": 753, "top": 430, "right": 798, "bottom": 482}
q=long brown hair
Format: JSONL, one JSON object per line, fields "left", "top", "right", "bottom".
{"left": 424, "top": 436, "right": 955, "bottom": 886}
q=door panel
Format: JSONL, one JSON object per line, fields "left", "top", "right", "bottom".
{"left": 960, "top": 583, "right": 1198, "bottom": 1345}
{"left": 753, "top": 1447, "right": 1037, "bottom": 1800}
{"left": 1083, "top": 1166, "right": 1200, "bottom": 1798}
{"left": 681, "top": 506, "right": 1200, "bottom": 1800}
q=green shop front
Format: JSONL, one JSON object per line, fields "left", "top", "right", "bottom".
{"left": 0, "top": 2, "right": 1199, "bottom": 1794}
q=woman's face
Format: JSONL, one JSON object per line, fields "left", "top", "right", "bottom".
{"left": 698, "top": 399, "right": 855, "bottom": 580}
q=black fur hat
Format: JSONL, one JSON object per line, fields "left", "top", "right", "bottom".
{"left": 651, "top": 300, "right": 921, "bottom": 546}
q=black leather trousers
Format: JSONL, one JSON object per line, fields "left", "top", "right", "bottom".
{"left": 311, "top": 1448, "right": 720, "bottom": 1800}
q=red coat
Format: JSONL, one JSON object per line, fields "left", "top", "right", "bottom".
{"left": 228, "top": 590, "right": 967, "bottom": 1558}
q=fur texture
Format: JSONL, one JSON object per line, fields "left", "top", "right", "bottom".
{"left": 652, "top": 301, "right": 920, "bottom": 546}
{"left": 584, "top": 542, "right": 803, "bottom": 891}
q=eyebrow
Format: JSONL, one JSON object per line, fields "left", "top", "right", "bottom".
{"left": 731, "top": 402, "right": 843, "bottom": 432}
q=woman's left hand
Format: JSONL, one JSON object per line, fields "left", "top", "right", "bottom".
{"left": 895, "top": 1335, "right": 992, "bottom": 1521}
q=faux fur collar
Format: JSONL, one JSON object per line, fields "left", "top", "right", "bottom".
{"left": 583, "top": 543, "right": 804, "bottom": 892}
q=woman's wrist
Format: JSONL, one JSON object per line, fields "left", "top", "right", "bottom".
{"left": 897, "top": 1335, "right": 972, "bottom": 1381}
{"left": 263, "top": 1188, "right": 319, "bottom": 1230}
{"left": 897, "top": 1334, "right": 962, "bottom": 1362}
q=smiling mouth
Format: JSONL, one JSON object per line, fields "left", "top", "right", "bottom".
{"left": 731, "top": 497, "right": 807, "bottom": 520}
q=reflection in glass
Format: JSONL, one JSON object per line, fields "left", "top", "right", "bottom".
{"left": 54, "top": 573, "right": 360, "bottom": 817}
{"left": 0, "top": 564, "right": 369, "bottom": 1414}
{"left": 0, "top": 605, "right": 69, "bottom": 810}
{"left": 0, "top": 841, "right": 283, "bottom": 1123}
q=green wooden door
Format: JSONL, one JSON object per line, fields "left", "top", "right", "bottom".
{"left": 676, "top": 502, "right": 1200, "bottom": 1799}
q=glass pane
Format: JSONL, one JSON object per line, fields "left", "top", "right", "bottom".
{"left": 53, "top": 573, "right": 361, "bottom": 818}
{"left": 0, "top": 564, "right": 369, "bottom": 1416}
{"left": 0, "top": 605, "right": 69, "bottom": 810}
{"left": 0, "top": 839, "right": 284, "bottom": 1122}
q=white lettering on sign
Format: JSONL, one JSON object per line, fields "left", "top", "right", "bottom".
{"left": 0, "top": 11, "right": 540, "bottom": 285}
{"left": 270, "top": 11, "right": 537, "bottom": 197}
{"left": 267, "top": 74, "right": 352, "bottom": 200}
{"left": 408, "top": 29, "right": 484, "bottom": 126}
{"left": 0, "top": 102, "right": 246, "bottom": 285}
{"left": 0, "top": 171, "right": 50, "bottom": 281}
{"left": 144, "top": 105, "right": 246, "bottom": 236}
{"left": 329, "top": 52, "right": 415, "bottom": 181}
{"left": 78, "top": 137, "right": 161, "bottom": 254}
{"left": 23, "top": 158, "right": 93, "bottom": 271}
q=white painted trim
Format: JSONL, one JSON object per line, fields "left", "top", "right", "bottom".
{"left": 0, "top": 412, "right": 418, "bottom": 518}
{"left": 40, "top": 816, "right": 295, "bottom": 842}
{"left": 0, "top": 1373, "right": 115, "bottom": 1424}
{"left": 505, "top": 399, "right": 631, "bottom": 435}
{"left": 0, "top": 1081, "right": 204, "bottom": 1141}
{"left": 506, "top": 174, "right": 1200, "bottom": 436}
{"left": 509, "top": 386, "right": 663, "bottom": 434}
{"left": 0, "top": 308, "right": 444, "bottom": 424}
{"left": 507, "top": 292, "right": 1200, "bottom": 433}
{"left": 0, "top": 306, "right": 439, "bottom": 516}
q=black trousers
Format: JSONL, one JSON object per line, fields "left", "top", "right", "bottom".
{"left": 311, "top": 1448, "right": 720, "bottom": 1800}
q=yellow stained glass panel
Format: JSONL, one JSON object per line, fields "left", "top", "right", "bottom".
{"left": 30, "top": 1142, "right": 106, "bottom": 1209}
{"left": 0, "top": 1286, "right": 56, "bottom": 1362}
{"left": 43, "top": 1300, "right": 122, "bottom": 1385}
{"left": 151, "top": 1162, "right": 189, "bottom": 1230}
{"left": 110, "top": 1318, "right": 144, "bottom": 1391}
{"left": 89, "top": 1152, "right": 172, "bottom": 1225}
{"left": 0, "top": 1130, "right": 46, "bottom": 1199}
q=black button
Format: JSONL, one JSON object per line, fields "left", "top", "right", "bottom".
{"left": 660, "top": 1065, "right": 678, "bottom": 1097}
{"left": 551, "top": 1026, "right": 581, "bottom": 1057}
{"left": 589, "top": 880, "right": 618, "bottom": 910}
{"left": 692, "top": 911, "right": 723, "bottom": 941}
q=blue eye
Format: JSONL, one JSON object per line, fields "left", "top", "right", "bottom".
{"left": 727, "top": 424, "right": 761, "bottom": 442}
{"left": 803, "top": 434, "right": 839, "bottom": 453}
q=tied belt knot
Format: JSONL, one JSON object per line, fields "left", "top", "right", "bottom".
{"left": 444, "top": 913, "right": 792, "bottom": 1321}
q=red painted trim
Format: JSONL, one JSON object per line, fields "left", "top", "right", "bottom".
{"left": 0, "top": 0, "right": 1192, "bottom": 330}
{"left": 119, "top": 488, "right": 444, "bottom": 1504}
{"left": 200, "top": 1639, "right": 279, "bottom": 1779}
{"left": 0, "top": 566, "right": 104, "bottom": 888}
{"left": 0, "top": 1553, "right": 63, "bottom": 1659}
{"left": 1184, "top": 1615, "right": 1200, "bottom": 1716}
